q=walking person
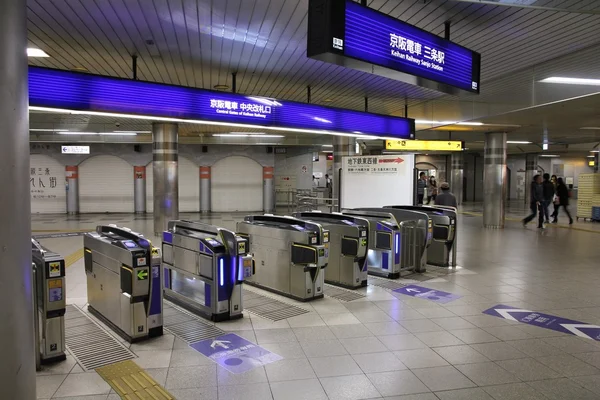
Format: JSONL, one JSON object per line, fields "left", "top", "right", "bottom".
{"left": 542, "top": 173, "right": 555, "bottom": 224}
{"left": 522, "top": 174, "right": 545, "bottom": 229}
{"left": 552, "top": 177, "right": 573, "bottom": 225}
{"left": 550, "top": 175, "right": 559, "bottom": 220}
{"left": 427, "top": 176, "right": 438, "bottom": 204}
{"left": 435, "top": 182, "right": 458, "bottom": 208}
{"left": 417, "top": 172, "right": 427, "bottom": 205}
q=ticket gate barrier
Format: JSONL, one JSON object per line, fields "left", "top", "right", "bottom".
{"left": 237, "top": 215, "right": 329, "bottom": 301}
{"left": 84, "top": 225, "right": 163, "bottom": 342}
{"left": 293, "top": 211, "right": 369, "bottom": 289}
{"left": 31, "top": 239, "right": 67, "bottom": 366}
{"left": 386, "top": 205, "right": 457, "bottom": 267}
{"left": 162, "top": 220, "right": 253, "bottom": 322}
{"left": 342, "top": 210, "right": 420, "bottom": 279}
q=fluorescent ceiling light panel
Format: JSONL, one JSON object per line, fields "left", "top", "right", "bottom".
{"left": 229, "top": 132, "right": 265, "bottom": 135}
{"left": 322, "top": 145, "right": 333, "bottom": 147}
{"left": 27, "top": 48, "right": 50, "bottom": 57}
{"left": 213, "top": 133, "right": 284, "bottom": 138}
{"left": 30, "top": 128, "right": 68, "bottom": 132}
{"left": 588, "top": 155, "right": 595, "bottom": 158}
{"left": 540, "top": 154, "right": 559, "bottom": 157}
{"left": 414, "top": 119, "right": 483, "bottom": 126}
{"left": 507, "top": 141, "right": 532, "bottom": 144}
{"left": 542, "top": 143, "right": 549, "bottom": 150}
{"left": 113, "top": 130, "right": 151, "bottom": 133}
{"left": 580, "top": 127, "right": 600, "bottom": 130}
{"left": 591, "top": 150, "right": 599, "bottom": 153}
{"left": 57, "top": 131, "right": 137, "bottom": 136}
{"left": 540, "top": 77, "right": 600, "bottom": 86}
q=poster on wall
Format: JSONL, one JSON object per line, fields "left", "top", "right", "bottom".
{"left": 30, "top": 155, "right": 67, "bottom": 213}
{"left": 341, "top": 154, "right": 415, "bottom": 209}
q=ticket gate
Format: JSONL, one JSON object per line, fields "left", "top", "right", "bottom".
{"left": 237, "top": 215, "right": 329, "bottom": 301}
{"left": 342, "top": 210, "right": 421, "bottom": 279}
{"left": 84, "top": 225, "right": 163, "bottom": 342}
{"left": 31, "top": 239, "right": 67, "bottom": 365}
{"left": 162, "top": 220, "right": 253, "bottom": 322}
{"left": 386, "top": 205, "right": 457, "bottom": 267}
{"left": 293, "top": 211, "right": 369, "bottom": 289}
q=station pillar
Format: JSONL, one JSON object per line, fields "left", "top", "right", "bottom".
{"left": 263, "top": 166, "right": 275, "bottom": 213}
{"left": 66, "top": 166, "right": 79, "bottom": 214}
{"left": 450, "top": 152, "right": 464, "bottom": 206}
{"left": 483, "top": 132, "right": 507, "bottom": 229}
{"left": 524, "top": 154, "right": 539, "bottom": 204}
{"left": 152, "top": 122, "right": 179, "bottom": 235}
{"left": 200, "top": 166, "right": 211, "bottom": 213}
{"left": 133, "top": 166, "right": 146, "bottom": 214}
{"left": 0, "top": 0, "right": 36, "bottom": 397}
{"left": 333, "top": 136, "right": 353, "bottom": 210}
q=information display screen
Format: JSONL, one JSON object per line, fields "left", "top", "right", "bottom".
{"left": 308, "top": 0, "right": 480, "bottom": 94}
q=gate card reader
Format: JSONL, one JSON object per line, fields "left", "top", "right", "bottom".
{"left": 31, "top": 239, "right": 67, "bottom": 364}
{"left": 162, "top": 220, "right": 253, "bottom": 322}
{"left": 293, "top": 211, "right": 368, "bottom": 289}
{"left": 84, "top": 225, "right": 163, "bottom": 343}
{"left": 237, "top": 215, "right": 329, "bottom": 301}
{"left": 386, "top": 205, "right": 456, "bottom": 267}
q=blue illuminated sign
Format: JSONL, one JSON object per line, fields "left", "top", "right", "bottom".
{"left": 28, "top": 67, "right": 414, "bottom": 139}
{"left": 308, "top": 0, "right": 480, "bottom": 94}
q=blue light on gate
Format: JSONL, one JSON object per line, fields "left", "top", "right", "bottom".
{"left": 395, "top": 234, "right": 399, "bottom": 255}
{"left": 219, "top": 258, "right": 224, "bottom": 287}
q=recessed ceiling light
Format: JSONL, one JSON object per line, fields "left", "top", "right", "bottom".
{"left": 322, "top": 145, "right": 333, "bottom": 147}
{"left": 415, "top": 120, "right": 483, "bottom": 126}
{"left": 580, "top": 127, "right": 600, "bottom": 130}
{"left": 27, "top": 48, "right": 50, "bottom": 57}
{"left": 539, "top": 154, "right": 560, "bottom": 157}
{"left": 113, "top": 130, "right": 151, "bottom": 134}
{"left": 213, "top": 133, "right": 284, "bottom": 138}
{"left": 507, "top": 141, "right": 532, "bottom": 144}
{"left": 591, "top": 150, "right": 599, "bottom": 153}
{"left": 587, "top": 155, "right": 595, "bottom": 158}
{"left": 542, "top": 143, "right": 549, "bottom": 150}
{"left": 540, "top": 77, "right": 600, "bottom": 86}
{"left": 30, "top": 128, "right": 68, "bottom": 132}
{"left": 213, "top": 84, "right": 230, "bottom": 90}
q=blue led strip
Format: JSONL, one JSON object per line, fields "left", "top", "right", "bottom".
{"left": 28, "top": 66, "right": 415, "bottom": 139}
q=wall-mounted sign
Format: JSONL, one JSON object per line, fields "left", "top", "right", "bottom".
{"left": 308, "top": 0, "right": 481, "bottom": 94}
{"left": 30, "top": 67, "right": 415, "bottom": 140}
{"left": 275, "top": 147, "right": 287, "bottom": 154}
{"left": 386, "top": 140, "right": 463, "bottom": 151}
{"left": 61, "top": 145, "right": 90, "bottom": 154}
{"left": 589, "top": 160, "right": 595, "bottom": 167}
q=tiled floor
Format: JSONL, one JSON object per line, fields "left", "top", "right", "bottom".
{"left": 33, "top": 207, "right": 600, "bottom": 399}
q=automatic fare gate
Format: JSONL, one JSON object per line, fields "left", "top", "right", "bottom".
{"left": 293, "top": 211, "right": 369, "bottom": 289}
{"left": 237, "top": 215, "right": 329, "bottom": 301}
{"left": 386, "top": 205, "right": 457, "bottom": 267}
{"left": 84, "top": 225, "right": 163, "bottom": 342}
{"left": 162, "top": 220, "right": 253, "bottom": 321}
{"left": 342, "top": 210, "right": 421, "bottom": 279}
{"left": 31, "top": 239, "right": 67, "bottom": 365}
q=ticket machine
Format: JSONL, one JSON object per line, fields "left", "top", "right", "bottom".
{"left": 84, "top": 225, "right": 163, "bottom": 342}
{"left": 237, "top": 215, "right": 329, "bottom": 301}
{"left": 31, "top": 239, "right": 67, "bottom": 364}
{"left": 162, "top": 220, "right": 253, "bottom": 321}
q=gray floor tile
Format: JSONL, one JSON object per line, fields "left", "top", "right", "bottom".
{"left": 36, "top": 374, "right": 67, "bottom": 399}
{"left": 255, "top": 328, "right": 297, "bottom": 344}
{"left": 536, "top": 353, "right": 600, "bottom": 377}
{"left": 286, "top": 313, "right": 326, "bottom": 328}
{"left": 167, "top": 387, "right": 218, "bottom": 400}
{"left": 218, "top": 382, "right": 273, "bottom": 400}
{"left": 430, "top": 317, "right": 477, "bottom": 330}
{"left": 504, "top": 339, "right": 565, "bottom": 358}
{"left": 260, "top": 341, "right": 306, "bottom": 359}
{"left": 417, "top": 331, "right": 465, "bottom": 347}
{"left": 367, "top": 370, "right": 431, "bottom": 397}
{"left": 382, "top": 394, "right": 438, "bottom": 400}
{"left": 481, "top": 326, "right": 533, "bottom": 341}
{"left": 386, "top": 308, "right": 428, "bottom": 321}
{"left": 365, "top": 321, "right": 410, "bottom": 336}
{"left": 59, "top": 396, "right": 111, "bottom": 400}
{"left": 322, "top": 313, "right": 362, "bottom": 326}
{"left": 309, "top": 355, "right": 363, "bottom": 377}
{"left": 130, "top": 333, "right": 174, "bottom": 352}
{"left": 320, "top": 374, "right": 381, "bottom": 400}
{"left": 393, "top": 348, "right": 449, "bottom": 369}
{"left": 301, "top": 339, "right": 348, "bottom": 357}
{"left": 433, "top": 345, "right": 490, "bottom": 364}
{"left": 132, "top": 350, "right": 172, "bottom": 369}
{"left": 165, "top": 365, "right": 217, "bottom": 389}
{"left": 448, "top": 328, "right": 501, "bottom": 344}
{"left": 481, "top": 382, "right": 548, "bottom": 400}
{"left": 293, "top": 326, "right": 337, "bottom": 342}
{"left": 169, "top": 349, "right": 215, "bottom": 367}
{"left": 145, "top": 368, "right": 168, "bottom": 387}
{"left": 413, "top": 307, "right": 456, "bottom": 319}
{"left": 571, "top": 374, "right": 600, "bottom": 395}
{"left": 265, "top": 358, "right": 316, "bottom": 382}
{"left": 340, "top": 336, "right": 388, "bottom": 354}
{"left": 270, "top": 378, "right": 328, "bottom": 400}
{"left": 353, "top": 310, "right": 395, "bottom": 323}
{"left": 528, "top": 378, "right": 599, "bottom": 400}
{"left": 412, "top": 366, "right": 476, "bottom": 392}
{"left": 454, "top": 362, "right": 521, "bottom": 386}
{"left": 462, "top": 315, "right": 514, "bottom": 328}
{"left": 495, "top": 358, "right": 561, "bottom": 381}
{"left": 573, "top": 351, "right": 600, "bottom": 369}
{"left": 378, "top": 334, "right": 428, "bottom": 351}
{"left": 542, "top": 336, "right": 600, "bottom": 354}
{"left": 469, "top": 342, "right": 528, "bottom": 361}
{"left": 216, "top": 365, "right": 268, "bottom": 385}
{"left": 330, "top": 324, "right": 375, "bottom": 339}
{"left": 352, "top": 352, "right": 407, "bottom": 373}
{"left": 36, "top": 356, "right": 77, "bottom": 376}
{"left": 53, "top": 372, "right": 111, "bottom": 398}
{"left": 435, "top": 388, "right": 494, "bottom": 400}
{"left": 399, "top": 319, "right": 444, "bottom": 333}
{"left": 442, "top": 305, "right": 487, "bottom": 317}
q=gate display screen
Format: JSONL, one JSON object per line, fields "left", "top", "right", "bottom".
{"left": 308, "top": 0, "right": 481, "bottom": 94}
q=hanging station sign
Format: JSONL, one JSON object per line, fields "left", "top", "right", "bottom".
{"left": 307, "top": 0, "right": 481, "bottom": 94}
{"left": 386, "top": 140, "right": 463, "bottom": 151}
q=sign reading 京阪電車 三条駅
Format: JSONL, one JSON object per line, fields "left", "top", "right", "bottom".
{"left": 307, "top": 0, "right": 481, "bottom": 94}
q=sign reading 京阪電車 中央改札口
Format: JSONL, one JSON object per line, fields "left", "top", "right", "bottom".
{"left": 307, "top": 0, "right": 481, "bottom": 94}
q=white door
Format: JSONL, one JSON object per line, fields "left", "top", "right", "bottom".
{"left": 212, "top": 156, "right": 263, "bottom": 212}
{"left": 146, "top": 157, "right": 199, "bottom": 213}
{"left": 30, "top": 154, "right": 66, "bottom": 214}
{"left": 79, "top": 155, "right": 134, "bottom": 213}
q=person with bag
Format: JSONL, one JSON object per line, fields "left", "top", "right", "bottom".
{"left": 522, "top": 174, "right": 545, "bottom": 229}
{"left": 542, "top": 173, "right": 555, "bottom": 224}
{"left": 427, "top": 176, "right": 438, "bottom": 204}
{"left": 552, "top": 177, "right": 573, "bottom": 225}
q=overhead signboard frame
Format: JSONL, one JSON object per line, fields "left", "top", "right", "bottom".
{"left": 386, "top": 140, "right": 463, "bottom": 151}
{"left": 308, "top": 0, "right": 481, "bottom": 94}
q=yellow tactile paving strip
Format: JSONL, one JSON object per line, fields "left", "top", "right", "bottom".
{"left": 65, "top": 248, "right": 85, "bottom": 267}
{"left": 96, "top": 360, "right": 174, "bottom": 400}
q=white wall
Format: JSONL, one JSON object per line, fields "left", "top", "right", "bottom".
{"left": 30, "top": 154, "right": 67, "bottom": 214}
{"left": 211, "top": 156, "right": 263, "bottom": 212}
{"left": 79, "top": 155, "right": 134, "bottom": 213}
{"left": 275, "top": 148, "right": 314, "bottom": 191}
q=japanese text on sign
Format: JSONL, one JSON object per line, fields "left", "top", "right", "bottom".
{"left": 210, "top": 99, "right": 271, "bottom": 119}
{"left": 390, "top": 33, "right": 445, "bottom": 71}
{"left": 30, "top": 167, "right": 59, "bottom": 199}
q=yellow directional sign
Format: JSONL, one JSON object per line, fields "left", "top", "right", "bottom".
{"left": 386, "top": 140, "right": 463, "bottom": 151}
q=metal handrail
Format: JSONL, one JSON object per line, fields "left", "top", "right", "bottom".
{"left": 296, "top": 196, "right": 338, "bottom": 213}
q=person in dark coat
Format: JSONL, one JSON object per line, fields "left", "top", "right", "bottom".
{"left": 522, "top": 174, "right": 545, "bottom": 229}
{"left": 552, "top": 177, "right": 573, "bottom": 224}
{"left": 542, "top": 173, "right": 555, "bottom": 224}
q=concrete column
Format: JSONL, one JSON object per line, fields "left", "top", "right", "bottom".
{"left": 0, "top": 0, "right": 36, "bottom": 397}
{"left": 524, "top": 154, "right": 539, "bottom": 204}
{"left": 199, "top": 166, "right": 211, "bottom": 213}
{"left": 153, "top": 123, "right": 178, "bottom": 235}
{"left": 133, "top": 166, "right": 146, "bottom": 214}
{"left": 483, "top": 132, "right": 507, "bottom": 229}
{"left": 263, "top": 166, "right": 274, "bottom": 213}
{"left": 65, "top": 166, "right": 79, "bottom": 214}
{"left": 450, "top": 153, "right": 464, "bottom": 206}
{"left": 333, "top": 136, "right": 353, "bottom": 210}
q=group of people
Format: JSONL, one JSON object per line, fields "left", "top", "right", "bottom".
{"left": 523, "top": 173, "right": 573, "bottom": 229}
{"left": 417, "top": 172, "right": 458, "bottom": 208}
